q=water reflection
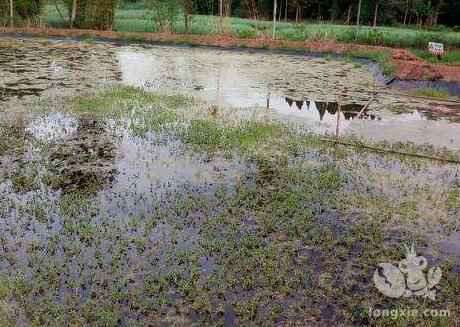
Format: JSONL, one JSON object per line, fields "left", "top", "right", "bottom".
{"left": 46, "top": 117, "right": 117, "bottom": 192}
{"left": 0, "top": 38, "right": 120, "bottom": 101}
{"left": 284, "top": 97, "right": 380, "bottom": 121}
{"left": 2, "top": 37, "right": 460, "bottom": 149}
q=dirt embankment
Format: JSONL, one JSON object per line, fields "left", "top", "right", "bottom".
{"left": 2, "top": 27, "right": 460, "bottom": 82}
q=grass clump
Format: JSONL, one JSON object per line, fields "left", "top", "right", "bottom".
{"left": 345, "top": 49, "right": 396, "bottom": 76}
{"left": 179, "top": 119, "right": 286, "bottom": 154}
{"left": 412, "top": 49, "right": 460, "bottom": 64}
{"left": 72, "top": 86, "right": 191, "bottom": 114}
{"left": 233, "top": 24, "right": 258, "bottom": 39}
{"left": 409, "top": 88, "right": 450, "bottom": 99}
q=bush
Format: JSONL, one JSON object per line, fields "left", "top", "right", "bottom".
{"left": 63, "top": 0, "right": 116, "bottom": 30}
{"left": 233, "top": 25, "right": 258, "bottom": 39}
{"left": 0, "top": 0, "right": 44, "bottom": 24}
{"left": 145, "top": 0, "right": 181, "bottom": 33}
{"left": 15, "top": 0, "right": 43, "bottom": 18}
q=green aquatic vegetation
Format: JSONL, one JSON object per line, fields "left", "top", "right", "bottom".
{"left": 1, "top": 86, "right": 460, "bottom": 326}
{"left": 409, "top": 88, "right": 450, "bottom": 99}
{"left": 390, "top": 105, "right": 413, "bottom": 115}
{"left": 10, "top": 170, "right": 39, "bottom": 193}
{"left": 0, "top": 124, "right": 26, "bottom": 157}
{"left": 179, "top": 119, "right": 287, "bottom": 154}
{"left": 446, "top": 186, "right": 460, "bottom": 211}
{"left": 71, "top": 86, "right": 193, "bottom": 115}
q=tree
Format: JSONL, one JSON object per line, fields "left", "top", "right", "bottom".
{"left": 9, "top": 0, "right": 13, "bottom": 27}
{"left": 272, "top": 0, "right": 277, "bottom": 39}
{"left": 372, "top": 0, "right": 380, "bottom": 27}
{"left": 146, "top": 0, "right": 181, "bottom": 32}
{"left": 356, "top": 0, "right": 362, "bottom": 25}
{"left": 181, "top": 0, "right": 193, "bottom": 32}
{"left": 70, "top": 0, "right": 77, "bottom": 28}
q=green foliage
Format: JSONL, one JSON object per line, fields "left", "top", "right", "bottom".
{"left": 345, "top": 49, "right": 395, "bottom": 76}
{"left": 145, "top": 0, "right": 181, "bottom": 33}
{"left": 14, "top": 0, "right": 43, "bottom": 18}
{"left": 233, "top": 24, "right": 258, "bottom": 39}
{"left": 412, "top": 49, "right": 460, "bottom": 64}
{"left": 0, "top": 0, "right": 44, "bottom": 26}
{"left": 41, "top": 4, "right": 460, "bottom": 49}
{"left": 62, "top": 0, "right": 116, "bottom": 30}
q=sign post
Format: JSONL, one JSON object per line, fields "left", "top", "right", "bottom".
{"left": 428, "top": 42, "right": 444, "bottom": 61}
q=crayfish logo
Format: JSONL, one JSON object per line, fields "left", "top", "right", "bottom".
{"left": 373, "top": 243, "right": 442, "bottom": 300}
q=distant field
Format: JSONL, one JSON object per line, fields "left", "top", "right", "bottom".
{"left": 41, "top": 4, "right": 460, "bottom": 52}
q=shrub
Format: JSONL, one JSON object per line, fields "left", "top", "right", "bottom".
{"left": 0, "top": 0, "right": 44, "bottom": 25}
{"left": 63, "top": 0, "right": 116, "bottom": 30}
{"left": 233, "top": 25, "right": 258, "bottom": 39}
{"left": 145, "top": 0, "right": 181, "bottom": 33}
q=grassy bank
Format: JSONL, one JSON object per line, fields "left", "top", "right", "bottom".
{"left": 41, "top": 4, "right": 460, "bottom": 50}
{"left": 0, "top": 86, "right": 459, "bottom": 326}
{"left": 412, "top": 48, "right": 460, "bottom": 64}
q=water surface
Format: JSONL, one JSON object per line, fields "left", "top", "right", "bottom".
{"left": 1, "top": 36, "right": 460, "bottom": 150}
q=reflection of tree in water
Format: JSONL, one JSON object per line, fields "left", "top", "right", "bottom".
{"left": 48, "top": 118, "right": 117, "bottom": 193}
{"left": 285, "top": 97, "right": 380, "bottom": 121}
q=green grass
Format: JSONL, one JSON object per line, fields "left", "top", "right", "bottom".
{"left": 408, "top": 87, "right": 451, "bottom": 99}
{"left": 412, "top": 48, "right": 460, "bottom": 64}
{"left": 345, "top": 49, "right": 396, "bottom": 76}
{"left": 40, "top": 5, "right": 460, "bottom": 50}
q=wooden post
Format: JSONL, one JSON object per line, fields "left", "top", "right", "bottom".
{"left": 219, "top": 0, "right": 224, "bottom": 33}
{"left": 272, "top": 0, "right": 277, "bottom": 39}
{"left": 284, "top": 0, "right": 288, "bottom": 21}
{"left": 9, "top": 0, "right": 14, "bottom": 28}
{"left": 336, "top": 101, "right": 341, "bottom": 138}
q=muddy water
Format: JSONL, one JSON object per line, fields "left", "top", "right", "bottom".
{"left": 1, "top": 36, "right": 460, "bottom": 150}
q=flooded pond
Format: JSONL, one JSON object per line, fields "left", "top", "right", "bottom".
{"left": 0, "top": 36, "right": 460, "bottom": 326}
{"left": 2, "top": 36, "right": 460, "bottom": 150}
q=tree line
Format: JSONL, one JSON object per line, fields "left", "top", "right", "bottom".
{"left": 1, "top": 0, "right": 459, "bottom": 30}
{"left": 139, "top": 0, "right": 460, "bottom": 28}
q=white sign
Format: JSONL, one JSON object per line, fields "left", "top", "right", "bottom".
{"left": 373, "top": 243, "right": 442, "bottom": 300}
{"left": 429, "top": 42, "right": 444, "bottom": 56}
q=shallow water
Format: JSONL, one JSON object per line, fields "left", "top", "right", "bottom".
{"left": 1, "top": 36, "right": 460, "bottom": 150}
{"left": 1, "top": 36, "right": 460, "bottom": 325}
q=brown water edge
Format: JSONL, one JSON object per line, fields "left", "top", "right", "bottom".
{"left": 1, "top": 27, "right": 460, "bottom": 83}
